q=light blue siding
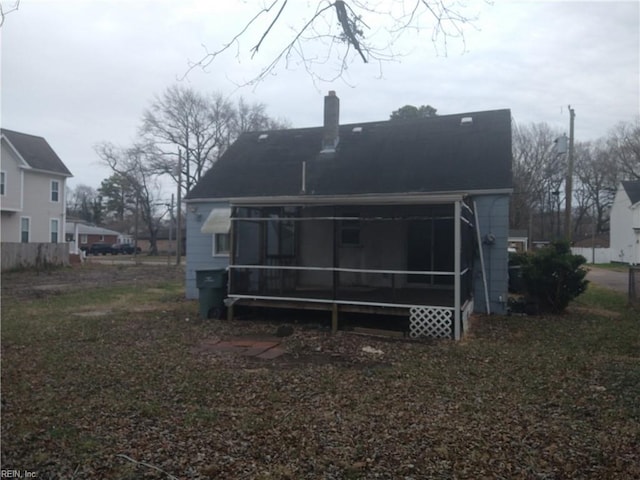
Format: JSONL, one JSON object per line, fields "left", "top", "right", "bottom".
{"left": 185, "top": 196, "right": 510, "bottom": 315}
{"left": 472, "top": 195, "right": 510, "bottom": 315}
{"left": 185, "top": 201, "right": 230, "bottom": 299}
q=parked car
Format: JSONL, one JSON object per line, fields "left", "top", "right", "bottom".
{"left": 112, "top": 243, "right": 142, "bottom": 255}
{"left": 88, "top": 242, "right": 115, "bottom": 255}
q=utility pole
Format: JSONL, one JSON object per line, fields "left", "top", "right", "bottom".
{"left": 564, "top": 106, "right": 575, "bottom": 241}
{"left": 168, "top": 194, "right": 174, "bottom": 265}
{"left": 134, "top": 192, "right": 139, "bottom": 260}
{"left": 176, "top": 149, "right": 182, "bottom": 265}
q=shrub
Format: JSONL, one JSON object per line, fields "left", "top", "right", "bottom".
{"left": 518, "top": 241, "right": 589, "bottom": 314}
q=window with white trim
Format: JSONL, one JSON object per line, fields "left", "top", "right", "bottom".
{"left": 20, "top": 217, "right": 30, "bottom": 243}
{"left": 50, "top": 219, "right": 59, "bottom": 243}
{"left": 51, "top": 180, "right": 60, "bottom": 202}
{"left": 0, "top": 171, "right": 5, "bottom": 195}
{"left": 214, "top": 233, "right": 230, "bottom": 255}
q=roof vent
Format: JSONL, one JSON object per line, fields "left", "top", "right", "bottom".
{"left": 258, "top": 133, "right": 269, "bottom": 142}
{"left": 460, "top": 117, "right": 473, "bottom": 126}
{"left": 352, "top": 126, "right": 363, "bottom": 133}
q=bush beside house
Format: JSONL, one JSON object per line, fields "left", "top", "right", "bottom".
{"left": 511, "top": 241, "right": 589, "bottom": 314}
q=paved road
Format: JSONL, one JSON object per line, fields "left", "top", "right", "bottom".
{"left": 586, "top": 266, "right": 630, "bottom": 293}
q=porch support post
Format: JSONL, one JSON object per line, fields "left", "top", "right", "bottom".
{"left": 331, "top": 207, "right": 339, "bottom": 333}
{"left": 227, "top": 206, "right": 236, "bottom": 322}
{"left": 454, "top": 200, "right": 462, "bottom": 340}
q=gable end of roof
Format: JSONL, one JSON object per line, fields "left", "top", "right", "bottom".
{"left": 1, "top": 129, "right": 73, "bottom": 177}
{"left": 621, "top": 180, "right": 640, "bottom": 205}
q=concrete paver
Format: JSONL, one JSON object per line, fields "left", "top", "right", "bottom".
{"left": 194, "top": 337, "right": 285, "bottom": 359}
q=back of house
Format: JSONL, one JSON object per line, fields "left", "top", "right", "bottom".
{"left": 185, "top": 92, "right": 513, "bottom": 339}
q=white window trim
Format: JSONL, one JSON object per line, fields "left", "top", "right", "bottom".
{"left": 0, "top": 171, "right": 5, "bottom": 196}
{"left": 50, "top": 218, "right": 59, "bottom": 243}
{"left": 213, "top": 233, "right": 230, "bottom": 257}
{"left": 20, "top": 216, "right": 30, "bottom": 243}
{"left": 50, "top": 179, "right": 60, "bottom": 203}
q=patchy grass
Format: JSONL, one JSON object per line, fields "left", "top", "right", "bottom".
{"left": 1, "top": 267, "right": 639, "bottom": 479}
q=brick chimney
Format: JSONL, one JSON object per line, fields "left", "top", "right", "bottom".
{"left": 322, "top": 91, "right": 339, "bottom": 152}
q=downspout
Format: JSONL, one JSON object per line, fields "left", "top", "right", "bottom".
{"left": 473, "top": 200, "right": 491, "bottom": 315}
{"left": 454, "top": 201, "right": 462, "bottom": 340}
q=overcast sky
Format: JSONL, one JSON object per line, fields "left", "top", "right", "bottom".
{"left": 2, "top": 0, "right": 639, "bottom": 198}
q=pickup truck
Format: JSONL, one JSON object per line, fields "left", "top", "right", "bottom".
{"left": 87, "top": 242, "right": 115, "bottom": 255}
{"left": 112, "top": 243, "right": 142, "bottom": 255}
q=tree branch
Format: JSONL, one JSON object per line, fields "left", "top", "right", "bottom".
{"left": 116, "top": 454, "right": 179, "bottom": 480}
{"left": 251, "top": 0, "right": 288, "bottom": 58}
{"left": 184, "top": 1, "right": 482, "bottom": 86}
{"left": 0, "top": 0, "right": 20, "bottom": 28}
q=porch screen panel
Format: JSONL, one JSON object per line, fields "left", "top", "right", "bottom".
{"left": 407, "top": 220, "right": 433, "bottom": 284}
{"left": 232, "top": 210, "right": 262, "bottom": 295}
{"left": 432, "top": 218, "right": 454, "bottom": 286}
{"left": 265, "top": 212, "right": 297, "bottom": 293}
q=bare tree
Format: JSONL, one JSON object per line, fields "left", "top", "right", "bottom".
{"left": 66, "top": 184, "right": 102, "bottom": 224}
{"left": 140, "top": 85, "right": 288, "bottom": 194}
{"left": 95, "top": 142, "right": 168, "bottom": 255}
{"left": 140, "top": 85, "right": 236, "bottom": 194}
{"left": 511, "top": 121, "right": 565, "bottom": 241}
{"left": 234, "top": 97, "right": 290, "bottom": 133}
{"left": 573, "top": 140, "right": 619, "bottom": 236}
{"left": 608, "top": 119, "right": 640, "bottom": 180}
{"left": 187, "top": 1, "right": 483, "bottom": 84}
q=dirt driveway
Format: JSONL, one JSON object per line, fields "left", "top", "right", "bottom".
{"left": 586, "top": 265, "right": 629, "bottom": 293}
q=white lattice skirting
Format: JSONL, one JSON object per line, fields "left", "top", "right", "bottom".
{"left": 409, "top": 306, "right": 453, "bottom": 339}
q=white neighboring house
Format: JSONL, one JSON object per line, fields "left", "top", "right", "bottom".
{"left": 1, "top": 129, "right": 73, "bottom": 244}
{"left": 610, "top": 180, "right": 640, "bottom": 265}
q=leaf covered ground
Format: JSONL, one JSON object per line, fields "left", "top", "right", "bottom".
{"left": 1, "top": 265, "right": 639, "bottom": 479}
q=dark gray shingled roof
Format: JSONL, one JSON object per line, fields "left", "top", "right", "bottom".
{"left": 1, "top": 129, "right": 73, "bottom": 176}
{"left": 622, "top": 180, "right": 640, "bottom": 205}
{"left": 186, "top": 109, "right": 512, "bottom": 200}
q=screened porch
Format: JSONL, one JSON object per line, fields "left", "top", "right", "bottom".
{"left": 227, "top": 199, "right": 478, "bottom": 339}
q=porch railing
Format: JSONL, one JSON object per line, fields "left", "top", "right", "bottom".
{"left": 228, "top": 264, "right": 471, "bottom": 310}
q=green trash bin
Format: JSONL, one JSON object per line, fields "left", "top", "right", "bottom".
{"left": 196, "top": 269, "right": 228, "bottom": 319}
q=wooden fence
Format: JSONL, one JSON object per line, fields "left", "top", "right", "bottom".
{"left": 1, "top": 243, "right": 70, "bottom": 271}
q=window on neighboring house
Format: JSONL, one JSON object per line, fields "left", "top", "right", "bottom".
{"left": 0, "top": 171, "right": 5, "bottom": 195}
{"left": 20, "top": 217, "right": 30, "bottom": 243}
{"left": 50, "top": 219, "right": 59, "bottom": 243}
{"left": 51, "top": 180, "right": 60, "bottom": 202}
{"left": 340, "top": 214, "right": 361, "bottom": 246}
{"left": 214, "top": 233, "right": 230, "bottom": 255}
